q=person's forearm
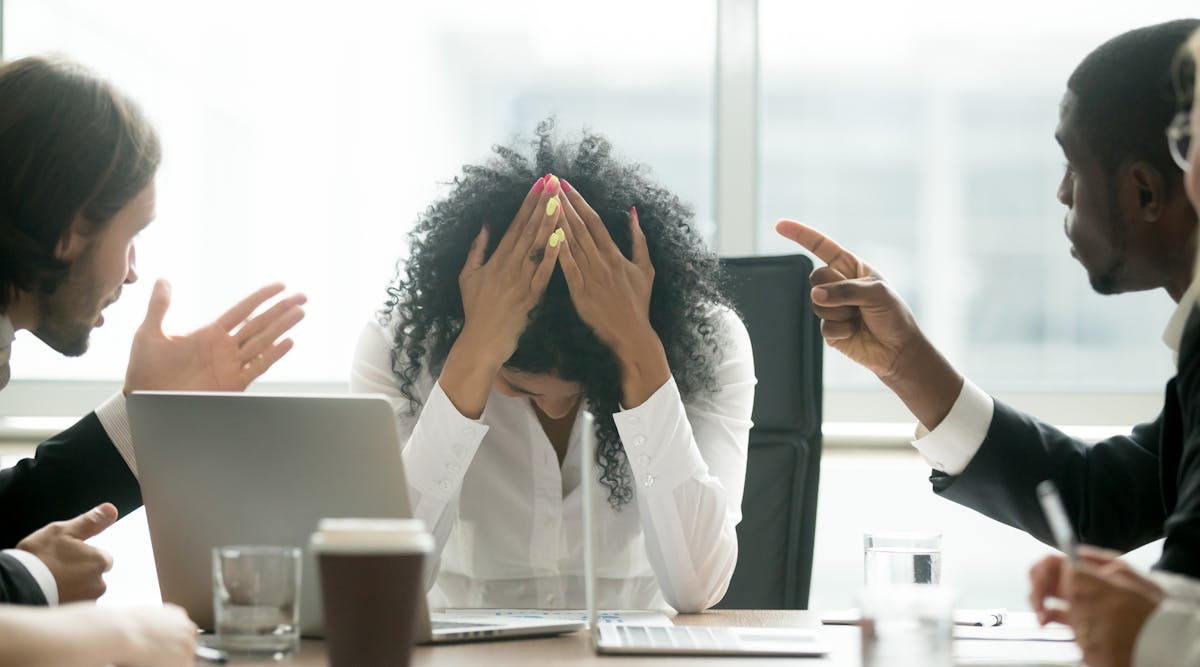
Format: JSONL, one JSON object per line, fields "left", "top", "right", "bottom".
{"left": 613, "top": 325, "right": 671, "bottom": 409}
{"left": 0, "top": 605, "right": 130, "bottom": 667}
{"left": 437, "top": 328, "right": 505, "bottom": 419}
{"left": 879, "top": 334, "right": 964, "bottom": 431}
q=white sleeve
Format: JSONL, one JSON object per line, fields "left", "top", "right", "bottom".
{"left": 1, "top": 549, "right": 58, "bottom": 605}
{"left": 910, "top": 378, "right": 994, "bottom": 475}
{"left": 1134, "top": 597, "right": 1200, "bottom": 667}
{"left": 614, "top": 309, "right": 755, "bottom": 613}
{"left": 350, "top": 320, "right": 489, "bottom": 590}
{"left": 1150, "top": 571, "right": 1200, "bottom": 604}
{"left": 94, "top": 393, "right": 137, "bottom": 478}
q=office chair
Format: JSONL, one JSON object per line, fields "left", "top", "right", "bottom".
{"left": 713, "top": 254, "right": 823, "bottom": 610}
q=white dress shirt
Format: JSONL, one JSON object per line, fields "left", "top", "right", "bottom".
{"left": 1133, "top": 571, "right": 1200, "bottom": 667}
{"left": 911, "top": 280, "right": 1200, "bottom": 666}
{"left": 0, "top": 313, "right": 137, "bottom": 605}
{"left": 350, "top": 307, "right": 755, "bottom": 613}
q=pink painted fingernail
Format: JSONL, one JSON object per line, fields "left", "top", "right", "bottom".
{"left": 545, "top": 175, "right": 560, "bottom": 195}
{"left": 630, "top": 206, "right": 639, "bottom": 224}
{"left": 530, "top": 177, "right": 545, "bottom": 195}
{"left": 561, "top": 179, "right": 574, "bottom": 194}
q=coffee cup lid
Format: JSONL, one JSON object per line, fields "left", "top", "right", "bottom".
{"left": 310, "top": 518, "right": 433, "bottom": 553}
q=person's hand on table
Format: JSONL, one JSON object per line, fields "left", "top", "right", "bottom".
{"left": 124, "top": 280, "right": 306, "bottom": 394}
{"left": 556, "top": 184, "right": 668, "bottom": 408}
{"left": 108, "top": 603, "right": 197, "bottom": 667}
{"left": 1028, "top": 545, "right": 1163, "bottom": 667}
{"left": 15, "top": 504, "right": 118, "bottom": 602}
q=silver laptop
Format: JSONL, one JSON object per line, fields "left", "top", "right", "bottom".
{"left": 129, "top": 391, "right": 584, "bottom": 643}
{"left": 577, "top": 412, "right": 829, "bottom": 657}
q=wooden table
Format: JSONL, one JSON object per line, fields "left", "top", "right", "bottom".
{"left": 230, "top": 610, "right": 861, "bottom": 666}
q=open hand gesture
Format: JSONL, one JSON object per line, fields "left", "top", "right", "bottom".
{"left": 124, "top": 280, "right": 306, "bottom": 394}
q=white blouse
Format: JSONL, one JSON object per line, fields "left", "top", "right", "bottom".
{"left": 349, "top": 307, "right": 755, "bottom": 613}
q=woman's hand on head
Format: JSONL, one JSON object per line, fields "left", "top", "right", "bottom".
{"left": 456, "top": 174, "right": 565, "bottom": 366}
{"left": 556, "top": 185, "right": 670, "bottom": 407}
{"left": 439, "top": 175, "right": 564, "bottom": 419}
{"left": 555, "top": 185, "right": 656, "bottom": 353}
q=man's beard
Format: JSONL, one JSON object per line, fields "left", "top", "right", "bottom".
{"left": 32, "top": 248, "right": 111, "bottom": 357}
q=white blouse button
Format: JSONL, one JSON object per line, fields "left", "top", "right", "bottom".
{"left": 637, "top": 454, "right": 651, "bottom": 466}
{"left": 438, "top": 480, "right": 451, "bottom": 492}
{"left": 632, "top": 435, "right": 646, "bottom": 447}
{"left": 446, "top": 462, "right": 461, "bottom": 474}
{"left": 643, "top": 474, "right": 656, "bottom": 488}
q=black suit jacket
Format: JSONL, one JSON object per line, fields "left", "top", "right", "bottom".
{"left": 932, "top": 308, "right": 1200, "bottom": 578}
{"left": 0, "top": 411, "right": 142, "bottom": 603}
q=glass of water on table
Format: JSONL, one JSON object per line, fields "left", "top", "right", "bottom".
{"left": 863, "top": 532, "right": 942, "bottom": 585}
{"left": 212, "top": 545, "right": 302, "bottom": 657}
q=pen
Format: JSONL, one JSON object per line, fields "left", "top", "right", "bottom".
{"left": 195, "top": 646, "right": 228, "bottom": 664}
{"left": 1036, "top": 480, "right": 1078, "bottom": 563}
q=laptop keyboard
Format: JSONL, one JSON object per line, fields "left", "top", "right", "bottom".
{"left": 609, "top": 625, "right": 741, "bottom": 651}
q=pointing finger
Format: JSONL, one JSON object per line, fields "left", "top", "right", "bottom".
{"left": 776, "top": 219, "right": 873, "bottom": 279}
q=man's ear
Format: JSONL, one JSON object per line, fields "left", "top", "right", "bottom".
{"left": 54, "top": 214, "right": 90, "bottom": 262}
{"left": 1125, "top": 161, "right": 1167, "bottom": 222}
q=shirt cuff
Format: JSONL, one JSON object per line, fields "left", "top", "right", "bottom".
{"left": 1149, "top": 570, "right": 1200, "bottom": 603}
{"left": 911, "top": 378, "right": 994, "bottom": 475}
{"left": 613, "top": 377, "right": 707, "bottom": 495}
{"left": 402, "top": 381, "right": 489, "bottom": 502}
{"left": 2, "top": 549, "right": 58, "bottom": 605}
{"left": 1134, "top": 599, "right": 1198, "bottom": 667}
{"left": 95, "top": 392, "right": 137, "bottom": 479}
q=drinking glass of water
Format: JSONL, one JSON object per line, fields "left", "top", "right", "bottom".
{"left": 863, "top": 532, "right": 942, "bottom": 585}
{"left": 213, "top": 545, "right": 302, "bottom": 656}
{"left": 859, "top": 584, "right": 954, "bottom": 667}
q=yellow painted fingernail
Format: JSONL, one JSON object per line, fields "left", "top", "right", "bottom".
{"left": 554, "top": 228, "right": 565, "bottom": 243}
{"left": 549, "top": 229, "right": 562, "bottom": 248}
{"left": 546, "top": 196, "right": 560, "bottom": 217}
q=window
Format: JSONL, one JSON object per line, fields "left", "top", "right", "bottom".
{"left": 3, "top": 0, "right": 715, "bottom": 383}
{"left": 760, "top": 1, "right": 1195, "bottom": 392}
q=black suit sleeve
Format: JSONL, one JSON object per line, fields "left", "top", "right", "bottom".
{"left": 929, "top": 401, "right": 1166, "bottom": 554}
{"left": 0, "top": 552, "right": 48, "bottom": 604}
{"left": 0, "top": 412, "right": 142, "bottom": 548}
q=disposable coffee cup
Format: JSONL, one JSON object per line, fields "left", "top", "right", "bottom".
{"left": 310, "top": 518, "right": 433, "bottom": 667}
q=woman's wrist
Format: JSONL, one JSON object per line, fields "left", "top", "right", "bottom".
{"left": 614, "top": 327, "right": 670, "bottom": 409}
{"left": 439, "top": 331, "right": 506, "bottom": 419}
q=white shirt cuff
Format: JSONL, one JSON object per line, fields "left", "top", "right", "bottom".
{"left": 613, "top": 377, "right": 707, "bottom": 494}
{"left": 2, "top": 549, "right": 59, "bottom": 605}
{"left": 401, "top": 381, "right": 489, "bottom": 502}
{"left": 1149, "top": 570, "right": 1200, "bottom": 603}
{"left": 911, "top": 378, "right": 994, "bottom": 475}
{"left": 1134, "top": 598, "right": 1200, "bottom": 667}
{"left": 95, "top": 392, "right": 137, "bottom": 478}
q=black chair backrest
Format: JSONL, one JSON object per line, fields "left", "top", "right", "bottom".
{"left": 714, "top": 254, "right": 823, "bottom": 609}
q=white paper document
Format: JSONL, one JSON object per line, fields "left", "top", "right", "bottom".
{"left": 955, "top": 639, "right": 1083, "bottom": 665}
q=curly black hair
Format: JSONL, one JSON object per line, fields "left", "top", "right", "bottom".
{"left": 381, "top": 119, "right": 734, "bottom": 509}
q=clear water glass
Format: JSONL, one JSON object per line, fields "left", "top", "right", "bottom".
{"left": 863, "top": 532, "right": 942, "bottom": 585}
{"left": 859, "top": 584, "right": 954, "bottom": 667}
{"left": 213, "top": 545, "right": 302, "bottom": 656}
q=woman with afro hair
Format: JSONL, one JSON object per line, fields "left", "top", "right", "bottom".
{"left": 351, "top": 122, "right": 755, "bottom": 613}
